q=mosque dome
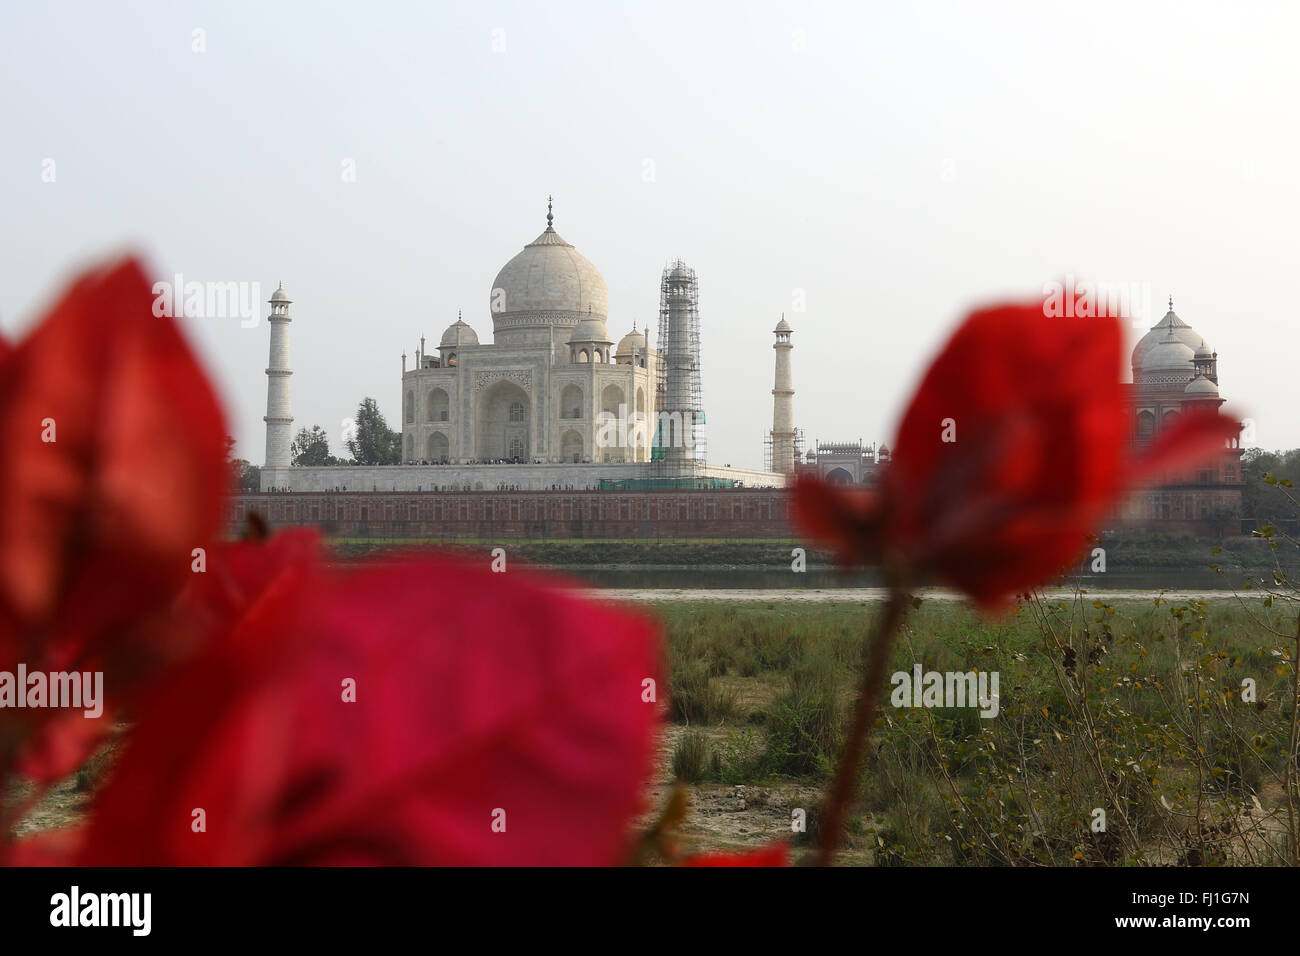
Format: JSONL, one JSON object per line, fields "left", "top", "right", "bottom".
{"left": 490, "top": 201, "right": 609, "bottom": 347}
{"left": 441, "top": 316, "right": 478, "bottom": 348}
{"left": 1131, "top": 301, "right": 1207, "bottom": 370}
{"left": 1143, "top": 337, "right": 1196, "bottom": 372}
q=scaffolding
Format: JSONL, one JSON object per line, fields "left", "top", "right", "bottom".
{"left": 763, "top": 427, "right": 805, "bottom": 474}
{"left": 651, "top": 259, "right": 706, "bottom": 474}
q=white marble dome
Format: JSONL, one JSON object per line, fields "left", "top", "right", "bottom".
{"left": 490, "top": 214, "right": 609, "bottom": 323}
{"left": 440, "top": 317, "right": 478, "bottom": 348}
{"left": 569, "top": 314, "right": 611, "bottom": 344}
{"left": 1184, "top": 374, "right": 1220, "bottom": 397}
{"left": 615, "top": 327, "right": 646, "bottom": 356}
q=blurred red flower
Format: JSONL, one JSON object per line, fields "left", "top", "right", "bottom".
{"left": 70, "top": 548, "right": 661, "bottom": 866}
{"left": 0, "top": 257, "right": 228, "bottom": 781}
{"left": 795, "top": 297, "right": 1241, "bottom": 608}
{"left": 682, "top": 842, "right": 789, "bottom": 867}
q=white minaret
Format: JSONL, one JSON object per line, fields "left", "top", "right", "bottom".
{"left": 771, "top": 315, "right": 795, "bottom": 474}
{"left": 262, "top": 283, "right": 294, "bottom": 476}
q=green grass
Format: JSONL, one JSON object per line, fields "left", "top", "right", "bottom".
{"left": 652, "top": 595, "right": 1300, "bottom": 865}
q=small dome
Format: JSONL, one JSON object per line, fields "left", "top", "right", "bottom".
{"left": 775, "top": 316, "right": 792, "bottom": 332}
{"left": 615, "top": 326, "right": 646, "bottom": 356}
{"left": 441, "top": 317, "right": 479, "bottom": 348}
{"left": 1184, "top": 375, "right": 1219, "bottom": 397}
{"left": 269, "top": 284, "right": 290, "bottom": 303}
{"left": 1194, "top": 339, "right": 1213, "bottom": 359}
{"left": 569, "top": 315, "right": 611, "bottom": 344}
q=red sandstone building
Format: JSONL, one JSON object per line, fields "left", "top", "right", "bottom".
{"left": 1119, "top": 300, "right": 1243, "bottom": 533}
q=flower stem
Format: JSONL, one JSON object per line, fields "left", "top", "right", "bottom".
{"left": 815, "top": 585, "right": 911, "bottom": 866}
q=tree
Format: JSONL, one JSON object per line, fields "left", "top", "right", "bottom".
{"left": 222, "top": 434, "right": 260, "bottom": 492}
{"left": 291, "top": 425, "right": 338, "bottom": 466}
{"left": 1241, "top": 447, "right": 1300, "bottom": 519}
{"left": 347, "top": 398, "right": 401, "bottom": 465}
{"left": 232, "top": 459, "right": 261, "bottom": 492}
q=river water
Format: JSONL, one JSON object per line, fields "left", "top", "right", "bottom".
{"left": 580, "top": 586, "right": 1270, "bottom": 604}
{"left": 540, "top": 565, "right": 1287, "bottom": 603}
{"left": 562, "top": 565, "right": 1256, "bottom": 591}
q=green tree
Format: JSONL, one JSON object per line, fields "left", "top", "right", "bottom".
{"left": 291, "top": 425, "right": 337, "bottom": 466}
{"left": 347, "top": 397, "right": 401, "bottom": 465}
{"left": 232, "top": 459, "right": 261, "bottom": 492}
{"left": 1241, "top": 448, "right": 1300, "bottom": 519}
{"left": 222, "top": 434, "right": 261, "bottom": 491}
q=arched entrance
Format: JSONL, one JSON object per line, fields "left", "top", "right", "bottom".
{"left": 476, "top": 380, "right": 531, "bottom": 461}
{"left": 825, "top": 467, "right": 854, "bottom": 485}
{"left": 427, "top": 388, "right": 449, "bottom": 422}
{"left": 560, "top": 429, "right": 584, "bottom": 463}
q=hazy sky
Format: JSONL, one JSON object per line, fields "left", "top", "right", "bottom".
{"left": 3, "top": 0, "right": 1297, "bottom": 470}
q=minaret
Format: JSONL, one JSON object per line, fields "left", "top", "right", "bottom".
{"left": 262, "top": 283, "right": 294, "bottom": 474}
{"left": 771, "top": 315, "right": 795, "bottom": 474}
{"left": 657, "top": 260, "right": 703, "bottom": 467}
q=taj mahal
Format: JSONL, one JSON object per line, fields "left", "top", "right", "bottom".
{"left": 259, "top": 200, "right": 795, "bottom": 492}
{"left": 256, "top": 200, "right": 1241, "bottom": 534}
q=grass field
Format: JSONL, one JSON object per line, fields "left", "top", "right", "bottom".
{"left": 646, "top": 594, "right": 1300, "bottom": 865}
{"left": 10, "top": 588, "right": 1298, "bottom": 867}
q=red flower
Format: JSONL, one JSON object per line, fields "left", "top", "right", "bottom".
{"left": 683, "top": 842, "right": 789, "bottom": 867}
{"left": 795, "top": 296, "right": 1240, "bottom": 608}
{"left": 0, "top": 257, "right": 229, "bottom": 781}
{"left": 72, "top": 548, "right": 662, "bottom": 866}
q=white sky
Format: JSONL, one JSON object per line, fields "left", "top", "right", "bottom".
{"left": 2, "top": 0, "right": 1296, "bottom": 469}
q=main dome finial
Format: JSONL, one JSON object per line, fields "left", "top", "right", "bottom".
{"left": 546, "top": 195, "right": 553, "bottom": 229}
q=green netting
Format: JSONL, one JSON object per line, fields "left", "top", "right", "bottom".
{"left": 598, "top": 476, "right": 734, "bottom": 490}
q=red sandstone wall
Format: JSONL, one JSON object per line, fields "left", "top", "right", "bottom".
{"left": 231, "top": 482, "right": 1244, "bottom": 541}
{"left": 229, "top": 488, "right": 796, "bottom": 539}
